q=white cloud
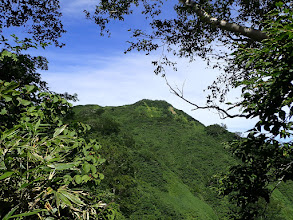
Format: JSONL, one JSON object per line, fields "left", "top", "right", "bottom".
{"left": 41, "top": 51, "right": 257, "bottom": 133}
{"left": 60, "top": 0, "right": 97, "bottom": 16}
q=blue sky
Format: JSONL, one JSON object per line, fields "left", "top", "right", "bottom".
{"left": 26, "top": 0, "right": 257, "bottom": 133}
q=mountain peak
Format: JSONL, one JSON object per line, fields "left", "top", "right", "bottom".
{"left": 133, "top": 99, "right": 171, "bottom": 108}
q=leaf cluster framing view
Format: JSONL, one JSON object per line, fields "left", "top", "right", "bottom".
{"left": 0, "top": 0, "right": 293, "bottom": 219}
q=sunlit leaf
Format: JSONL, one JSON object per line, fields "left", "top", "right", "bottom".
{"left": 8, "top": 209, "right": 46, "bottom": 218}
{"left": 53, "top": 125, "right": 67, "bottom": 138}
{"left": 83, "top": 163, "right": 91, "bottom": 173}
{"left": 47, "top": 162, "right": 77, "bottom": 170}
{"left": 2, "top": 205, "right": 19, "bottom": 220}
{"left": 59, "top": 189, "right": 85, "bottom": 206}
{"left": 74, "top": 175, "right": 82, "bottom": 184}
{"left": 0, "top": 171, "right": 14, "bottom": 180}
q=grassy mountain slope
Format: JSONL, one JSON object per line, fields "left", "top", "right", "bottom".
{"left": 68, "top": 99, "right": 293, "bottom": 219}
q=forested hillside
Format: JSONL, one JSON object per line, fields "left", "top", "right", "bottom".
{"left": 1, "top": 0, "right": 293, "bottom": 219}
{"left": 68, "top": 99, "right": 293, "bottom": 219}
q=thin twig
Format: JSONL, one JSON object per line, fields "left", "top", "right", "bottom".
{"left": 164, "top": 76, "right": 246, "bottom": 119}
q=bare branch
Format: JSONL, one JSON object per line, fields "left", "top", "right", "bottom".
{"left": 164, "top": 76, "right": 246, "bottom": 119}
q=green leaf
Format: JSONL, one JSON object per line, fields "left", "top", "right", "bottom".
{"left": 9, "top": 209, "right": 46, "bottom": 218}
{"left": 74, "top": 175, "right": 82, "bottom": 184}
{"left": 3, "top": 95, "right": 12, "bottom": 102}
{"left": 275, "top": 1, "right": 284, "bottom": 7}
{"left": 98, "top": 158, "right": 106, "bottom": 164}
{"left": 93, "top": 144, "right": 101, "bottom": 151}
{"left": 25, "top": 85, "right": 36, "bottom": 93}
{"left": 34, "top": 119, "right": 41, "bottom": 131}
{"left": 47, "top": 162, "right": 77, "bottom": 170}
{"left": 18, "top": 98, "right": 31, "bottom": 106}
{"left": 0, "top": 50, "right": 12, "bottom": 61}
{"left": 91, "top": 165, "right": 97, "bottom": 174}
{"left": 12, "top": 90, "right": 20, "bottom": 96}
{"left": 0, "top": 108, "right": 7, "bottom": 115}
{"left": 2, "top": 206, "right": 19, "bottom": 220}
{"left": 0, "top": 171, "right": 14, "bottom": 180}
{"left": 0, "top": 161, "right": 7, "bottom": 170}
{"left": 59, "top": 190, "right": 85, "bottom": 206}
{"left": 53, "top": 125, "right": 67, "bottom": 138}
{"left": 82, "top": 175, "right": 91, "bottom": 182}
{"left": 99, "top": 173, "right": 105, "bottom": 180}
{"left": 83, "top": 163, "right": 91, "bottom": 173}
{"left": 27, "top": 106, "right": 36, "bottom": 113}
{"left": 56, "top": 192, "right": 72, "bottom": 207}
{"left": 53, "top": 96, "right": 59, "bottom": 103}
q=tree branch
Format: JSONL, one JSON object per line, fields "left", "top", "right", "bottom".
{"left": 185, "top": 1, "right": 268, "bottom": 42}
{"left": 164, "top": 76, "right": 246, "bottom": 119}
{"left": 226, "top": 34, "right": 250, "bottom": 42}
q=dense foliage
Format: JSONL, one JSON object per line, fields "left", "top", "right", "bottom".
{"left": 0, "top": 0, "right": 65, "bottom": 47}
{"left": 0, "top": 13, "right": 118, "bottom": 220}
{"left": 0, "top": 77, "right": 123, "bottom": 219}
{"left": 69, "top": 100, "right": 293, "bottom": 219}
{"left": 216, "top": 4, "right": 293, "bottom": 219}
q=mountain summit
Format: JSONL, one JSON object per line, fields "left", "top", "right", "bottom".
{"left": 68, "top": 99, "right": 293, "bottom": 219}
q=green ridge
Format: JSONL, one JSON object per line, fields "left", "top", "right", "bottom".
{"left": 67, "top": 99, "right": 293, "bottom": 219}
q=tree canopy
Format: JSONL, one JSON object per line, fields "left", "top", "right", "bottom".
{"left": 0, "top": 1, "right": 119, "bottom": 219}
{"left": 86, "top": 0, "right": 285, "bottom": 60}
{"left": 0, "top": 0, "right": 65, "bottom": 47}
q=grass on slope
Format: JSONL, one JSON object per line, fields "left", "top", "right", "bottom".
{"left": 69, "top": 99, "right": 293, "bottom": 219}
